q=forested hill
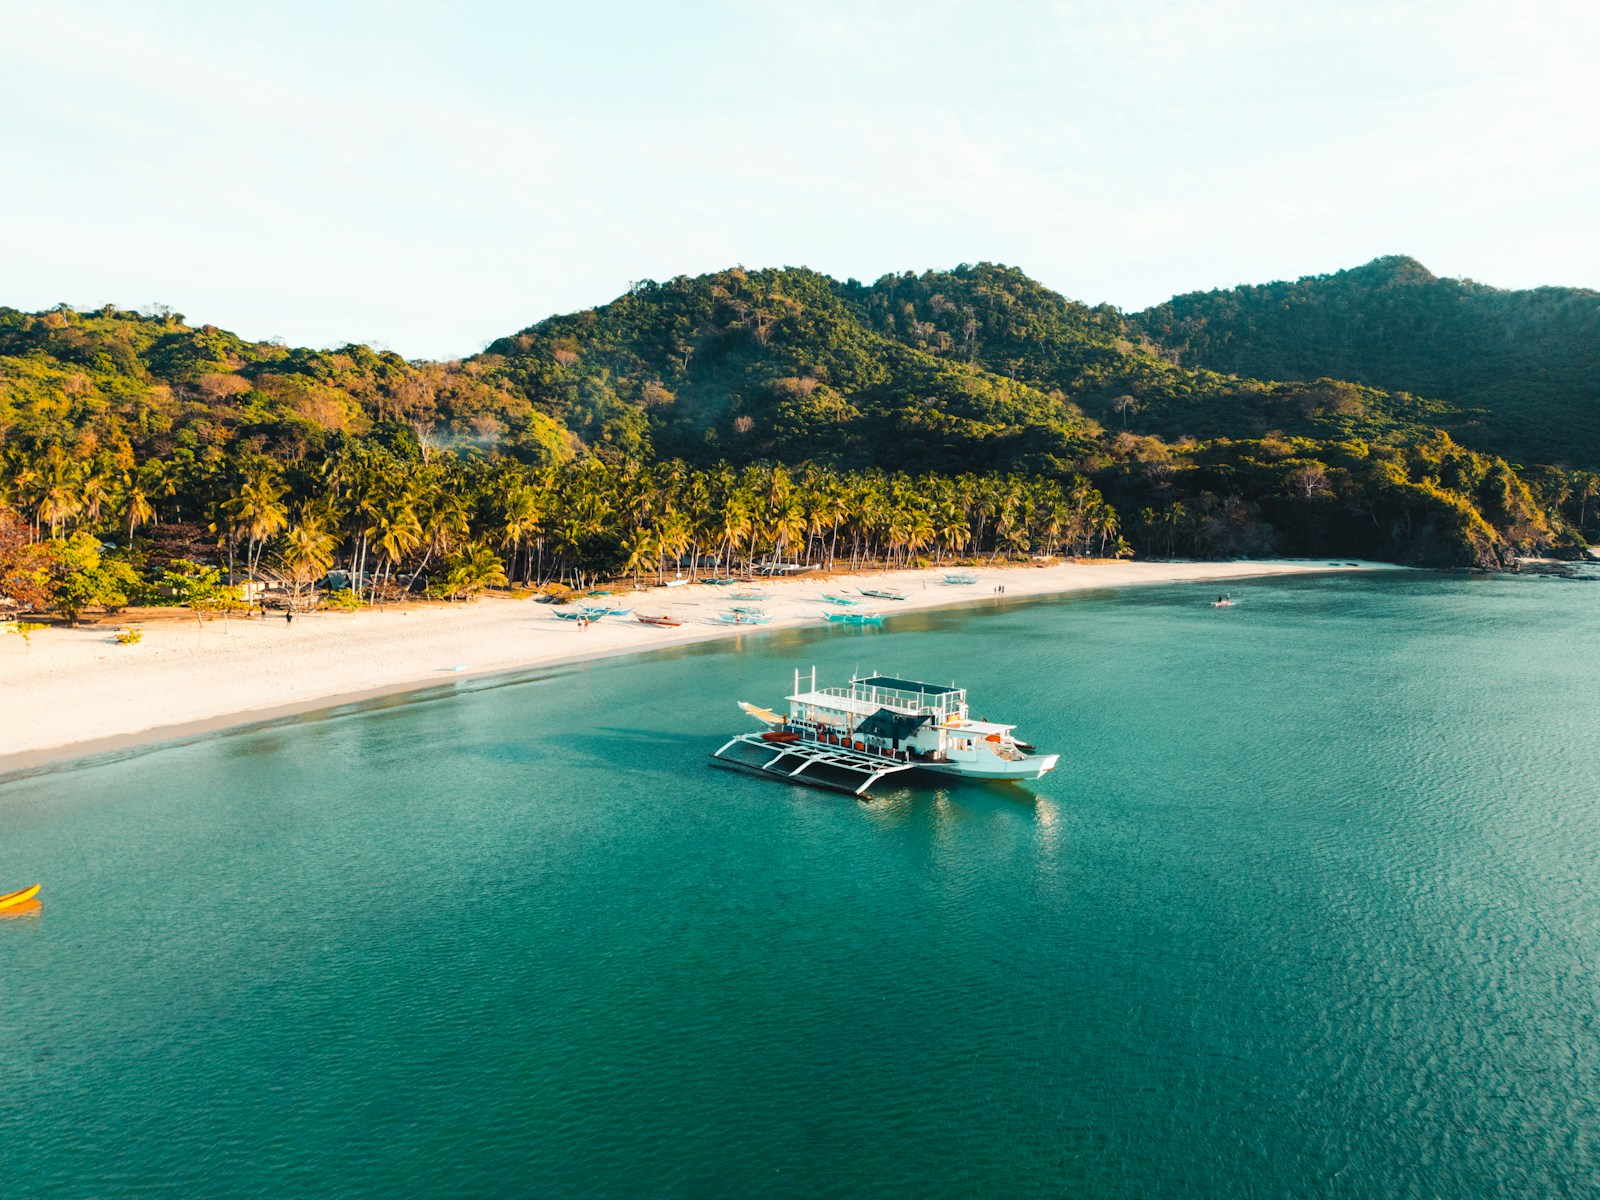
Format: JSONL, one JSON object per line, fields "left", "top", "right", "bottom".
{"left": 1134, "top": 256, "right": 1600, "bottom": 470}
{"left": 2, "top": 262, "right": 1597, "bottom": 585}
{"left": 481, "top": 263, "right": 1466, "bottom": 467}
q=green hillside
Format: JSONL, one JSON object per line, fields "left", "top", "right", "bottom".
{"left": 1134, "top": 256, "right": 1600, "bottom": 469}
{"left": 3, "top": 262, "right": 1597, "bottom": 625}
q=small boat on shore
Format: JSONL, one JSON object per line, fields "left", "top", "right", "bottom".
{"left": 0, "top": 884, "right": 41, "bottom": 912}
{"left": 636, "top": 614, "right": 682, "bottom": 627}
{"left": 703, "top": 577, "right": 737, "bottom": 586}
{"left": 580, "top": 604, "right": 632, "bottom": 617}
{"left": 943, "top": 572, "right": 979, "bottom": 585}
{"left": 553, "top": 609, "right": 591, "bottom": 621}
{"left": 859, "top": 587, "right": 908, "bottom": 601}
{"left": 729, "top": 591, "right": 768, "bottom": 601}
{"left": 716, "top": 611, "right": 771, "bottom": 625}
{"left": 823, "top": 611, "right": 885, "bottom": 625}
{"left": 820, "top": 593, "right": 862, "bottom": 606}
{"left": 662, "top": 575, "right": 688, "bottom": 587}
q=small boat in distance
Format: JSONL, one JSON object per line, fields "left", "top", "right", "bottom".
{"left": 943, "top": 572, "right": 979, "bottom": 585}
{"left": 0, "top": 884, "right": 41, "bottom": 912}
{"left": 728, "top": 591, "right": 768, "bottom": 601}
{"left": 823, "top": 611, "right": 885, "bottom": 625}
{"left": 552, "top": 609, "right": 591, "bottom": 621}
{"left": 703, "top": 577, "right": 737, "bottom": 586}
{"left": 712, "top": 670, "right": 1059, "bottom": 797}
{"left": 859, "top": 587, "right": 908, "bottom": 601}
{"left": 820, "top": 593, "right": 862, "bottom": 606}
{"left": 662, "top": 575, "right": 689, "bottom": 588}
{"left": 636, "top": 614, "right": 682, "bottom": 627}
{"left": 728, "top": 604, "right": 766, "bottom": 615}
{"left": 580, "top": 604, "right": 633, "bottom": 617}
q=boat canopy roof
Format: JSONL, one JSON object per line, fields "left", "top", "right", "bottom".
{"left": 855, "top": 676, "right": 960, "bottom": 697}
{"left": 856, "top": 708, "right": 933, "bottom": 741}
{"left": 941, "top": 718, "right": 1016, "bottom": 734}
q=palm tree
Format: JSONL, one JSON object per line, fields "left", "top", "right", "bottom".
{"left": 123, "top": 470, "right": 156, "bottom": 539}
{"left": 369, "top": 487, "right": 423, "bottom": 597}
{"left": 933, "top": 501, "right": 970, "bottom": 562}
{"left": 621, "top": 526, "right": 659, "bottom": 586}
{"left": 278, "top": 522, "right": 337, "bottom": 608}
{"left": 80, "top": 466, "right": 113, "bottom": 531}
{"left": 904, "top": 507, "right": 935, "bottom": 563}
{"left": 32, "top": 449, "right": 82, "bottom": 538}
{"left": 414, "top": 489, "right": 471, "bottom": 589}
{"left": 221, "top": 468, "right": 290, "bottom": 579}
{"left": 654, "top": 511, "right": 692, "bottom": 583}
{"left": 437, "top": 542, "right": 508, "bottom": 600}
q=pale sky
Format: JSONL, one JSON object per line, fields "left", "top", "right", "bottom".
{"left": 3, "top": 1, "right": 1597, "bottom": 359}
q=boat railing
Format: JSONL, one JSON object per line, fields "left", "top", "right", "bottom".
{"left": 809, "top": 683, "right": 964, "bottom": 719}
{"left": 782, "top": 714, "right": 949, "bottom": 764}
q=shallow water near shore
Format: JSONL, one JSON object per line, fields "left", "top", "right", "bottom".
{"left": 4, "top": 571, "right": 1600, "bottom": 1197}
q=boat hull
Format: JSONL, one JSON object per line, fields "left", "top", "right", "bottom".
{"left": 0, "top": 883, "right": 41, "bottom": 911}
{"left": 913, "top": 753, "right": 1060, "bottom": 781}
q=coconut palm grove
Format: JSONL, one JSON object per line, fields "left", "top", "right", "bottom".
{"left": 3, "top": 259, "right": 1597, "bottom": 620}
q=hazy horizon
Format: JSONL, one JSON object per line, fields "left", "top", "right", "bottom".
{"left": 5, "top": 0, "right": 1596, "bottom": 359}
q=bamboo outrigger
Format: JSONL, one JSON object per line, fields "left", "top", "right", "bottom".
{"left": 710, "top": 732, "right": 917, "bottom": 798}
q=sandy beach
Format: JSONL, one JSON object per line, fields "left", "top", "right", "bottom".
{"left": 1, "top": 558, "right": 1399, "bottom": 769}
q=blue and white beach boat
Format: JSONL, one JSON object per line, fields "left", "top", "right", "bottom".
{"left": 715, "top": 610, "right": 771, "bottom": 626}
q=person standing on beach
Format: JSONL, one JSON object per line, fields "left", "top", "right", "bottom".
{"left": 286, "top": 609, "right": 293, "bottom": 626}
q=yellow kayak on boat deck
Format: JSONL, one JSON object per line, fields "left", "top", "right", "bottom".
{"left": 0, "top": 884, "right": 41, "bottom": 911}
{"left": 738, "top": 701, "right": 785, "bottom": 726}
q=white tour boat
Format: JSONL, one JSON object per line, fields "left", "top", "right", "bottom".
{"left": 711, "top": 669, "right": 1060, "bottom": 796}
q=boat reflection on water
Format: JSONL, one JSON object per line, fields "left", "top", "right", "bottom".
{"left": 0, "top": 899, "right": 42, "bottom": 920}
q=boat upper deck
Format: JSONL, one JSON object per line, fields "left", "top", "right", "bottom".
{"left": 788, "top": 675, "right": 970, "bottom": 722}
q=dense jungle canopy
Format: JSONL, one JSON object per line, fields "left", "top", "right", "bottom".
{"left": 2, "top": 259, "right": 1597, "bottom": 617}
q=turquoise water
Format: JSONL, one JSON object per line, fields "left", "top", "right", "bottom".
{"left": 4, "top": 572, "right": 1600, "bottom": 1198}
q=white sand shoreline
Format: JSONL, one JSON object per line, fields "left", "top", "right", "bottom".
{"left": 1, "top": 559, "right": 1403, "bottom": 773}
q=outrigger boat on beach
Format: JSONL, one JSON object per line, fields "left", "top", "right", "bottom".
{"left": 823, "top": 611, "right": 885, "bottom": 625}
{"left": 715, "top": 610, "right": 772, "bottom": 625}
{"left": 711, "top": 670, "right": 1059, "bottom": 797}
{"left": 820, "top": 593, "right": 862, "bottom": 606}
{"left": 943, "top": 571, "right": 979, "bottom": 585}
{"left": 636, "top": 614, "right": 683, "bottom": 627}
{"left": 858, "top": 587, "right": 908, "bottom": 601}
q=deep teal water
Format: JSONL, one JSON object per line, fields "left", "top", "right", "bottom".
{"left": 4, "top": 572, "right": 1600, "bottom": 1198}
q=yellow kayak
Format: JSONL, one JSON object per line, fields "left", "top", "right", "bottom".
{"left": 738, "top": 701, "right": 785, "bottom": 726}
{"left": 0, "top": 884, "right": 41, "bottom": 911}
